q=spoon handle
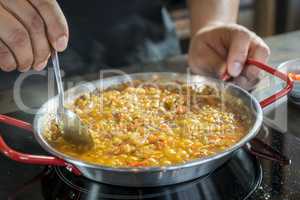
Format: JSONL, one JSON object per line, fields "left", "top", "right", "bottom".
{"left": 51, "top": 50, "right": 64, "bottom": 118}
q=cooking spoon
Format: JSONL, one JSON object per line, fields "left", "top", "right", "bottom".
{"left": 51, "top": 50, "right": 93, "bottom": 147}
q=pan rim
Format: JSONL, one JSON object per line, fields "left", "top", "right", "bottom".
{"left": 33, "top": 72, "right": 263, "bottom": 173}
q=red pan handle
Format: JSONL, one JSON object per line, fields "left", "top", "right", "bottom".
{"left": 222, "top": 59, "right": 293, "bottom": 164}
{"left": 0, "top": 114, "right": 81, "bottom": 175}
{"left": 246, "top": 138, "right": 291, "bottom": 165}
{"left": 222, "top": 59, "right": 294, "bottom": 108}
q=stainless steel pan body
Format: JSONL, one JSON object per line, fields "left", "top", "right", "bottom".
{"left": 33, "top": 72, "right": 263, "bottom": 186}
{"left": 0, "top": 60, "right": 293, "bottom": 187}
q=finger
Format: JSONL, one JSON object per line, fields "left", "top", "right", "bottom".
{"left": 28, "top": 0, "right": 69, "bottom": 52}
{"left": 243, "top": 39, "right": 270, "bottom": 82}
{"left": 0, "top": 0, "right": 51, "bottom": 70}
{"left": 227, "top": 30, "right": 251, "bottom": 77}
{"left": 249, "top": 38, "right": 270, "bottom": 65}
{"left": 233, "top": 76, "right": 258, "bottom": 91}
{"left": 0, "top": 40, "right": 17, "bottom": 72}
{"left": 0, "top": 5, "right": 33, "bottom": 72}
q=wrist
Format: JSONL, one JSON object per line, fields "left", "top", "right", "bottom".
{"left": 191, "top": 21, "right": 237, "bottom": 37}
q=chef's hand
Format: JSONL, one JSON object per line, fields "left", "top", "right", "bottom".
{"left": 0, "top": 0, "right": 68, "bottom": 72}
{"left": 188, "top": 23, "right": 270, "bottom": 90}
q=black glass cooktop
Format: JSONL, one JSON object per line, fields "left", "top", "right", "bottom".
{"left": 40, "top": 149, "right": 261, "bottom": 200}
{"left": 1, "top": 102, "right": 300, "bottom": 200}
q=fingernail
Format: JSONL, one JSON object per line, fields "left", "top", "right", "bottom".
{"left": 2, "top": 66, "right": 16, "bottom": 72}
{"left": 35, "top": 60, "right": 48, "bottom": 71}
{"left": 229, "top": 62, "right": 243, "bottom": 77}
{"left": 55, "top": 36, "right": 68, "bottom": 52}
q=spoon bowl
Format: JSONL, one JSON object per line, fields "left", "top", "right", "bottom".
{"left": 56, "top": 108, "right": 93, "bottom": 147}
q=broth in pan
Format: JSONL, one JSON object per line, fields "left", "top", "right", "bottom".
{"left": 44, "top": 81, "right": 252, "bottom": 167}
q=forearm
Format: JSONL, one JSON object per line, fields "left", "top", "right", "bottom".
{"left": 187, "top": 0, "right": 239, "bottom": 36}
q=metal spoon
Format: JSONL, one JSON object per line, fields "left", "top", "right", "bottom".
{"left": 51, "top": 50, "right": 93, "bottom": 147}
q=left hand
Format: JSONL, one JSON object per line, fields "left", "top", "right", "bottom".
{"left": 188, "top": 23, "right": 270, "bottom": 90}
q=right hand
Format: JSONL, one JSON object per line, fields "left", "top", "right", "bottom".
{"left": 188, "top": 23, "right": 270, "bottom": 90}
{"left": 0, "top": 0, "right": 68, "bottom": 72}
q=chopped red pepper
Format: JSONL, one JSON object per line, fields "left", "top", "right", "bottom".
{"left": 128, "top": 161, "right": 147, "bottom": 167}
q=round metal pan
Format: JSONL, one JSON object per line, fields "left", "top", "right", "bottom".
{"left": 0, "top": 59, "right": 293, "bottom": 187}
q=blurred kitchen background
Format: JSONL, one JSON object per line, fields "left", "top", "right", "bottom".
{"left": 168, "top": 0, "right": 300, "bottom": 53}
